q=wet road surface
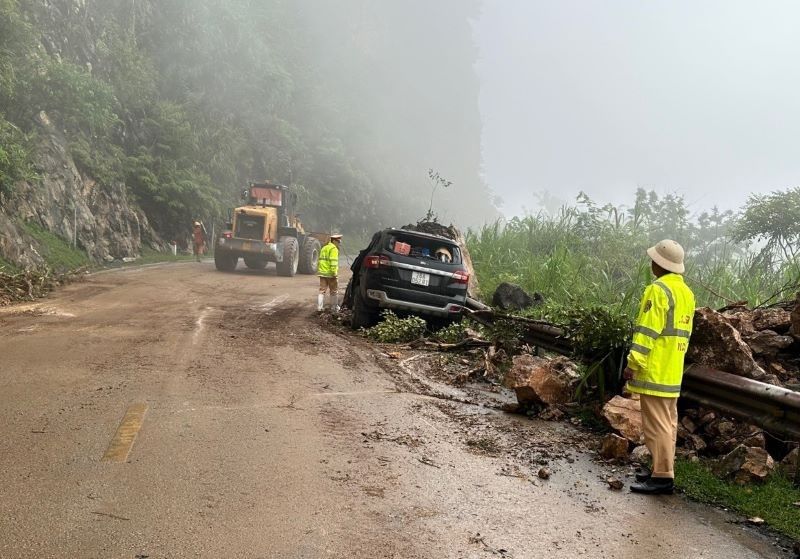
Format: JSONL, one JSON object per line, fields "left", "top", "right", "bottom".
{"left": 0, "top": 261, "right": 792, "bottom": 558}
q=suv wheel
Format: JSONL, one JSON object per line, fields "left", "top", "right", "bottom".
{"left": 350, "top": 291, "right": 377, "bottom": 330}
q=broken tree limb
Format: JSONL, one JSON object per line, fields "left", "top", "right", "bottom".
{"left": 408, "top": 337, "right": 492, "bottom": 351}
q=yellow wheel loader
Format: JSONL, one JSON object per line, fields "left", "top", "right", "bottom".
{"left": 214, "top": 182, "right": 324, "bottom": 276}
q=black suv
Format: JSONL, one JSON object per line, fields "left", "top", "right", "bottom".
{"left": 345, "top": 228, "right": 470, "bottom": 329}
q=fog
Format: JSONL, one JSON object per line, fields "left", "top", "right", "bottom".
{"left": 476, "top": 1, "right": 800, "bottom": 217}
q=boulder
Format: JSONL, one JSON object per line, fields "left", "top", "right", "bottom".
{"left": 791, "top": 295, "right": 800, "bottom": 340}
{"left": 630, "top": 445, "right": 651, "bottom": 464}
{"left": 714, "top": 445, "right": 775, "bottom": 484}
{"left": 507, "top": 355, "right": 580, "bottom": 407}
{"left": 684, "top": 434, "right": 708, "bottom": 453}
{"left": 602, "top": 396, "right": 644, "bottom": 444}
{"left": 599, "top": 434, "right": 630, "bottom": 461}
{"left": 688, "top": 307, "right": 774, "bottom": 383}
{"left": 698, "top": 410, "right": 717, "bottom": 426}
{"left": 722, "top": 309, "right": 756, "bottom": 336}
{"left": 491, "top": 282, "right": 543, "bottom": 311}
{"left": 680, "top": 416, "right": 697, "bottom": 434}
{"left": 704, "top": 419, "right": 737, "bottom": 439}
{"left": 782, "top": 448, "right": 798, "bottom": 478}
{"left": 742, "top": 329, "right": 794, "bottom": 356}
{"left": 752, "top": 308, "right": 792, "bottom": 332}
{"left": 709, "top": 424, "right": 766, "bottom": 455}
{"left": 503, "top": 354, "right": 546, "bottom": 389}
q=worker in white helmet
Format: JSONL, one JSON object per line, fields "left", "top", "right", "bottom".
{"left": 317, "top": 234, "right": 342, "bottom": 312}
{"left": 624, "top": 239, "right": 696, "bottom": 495}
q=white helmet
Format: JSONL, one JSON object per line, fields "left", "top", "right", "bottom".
{"left": 647, "top": 239, "right": 685, "bottom": 274}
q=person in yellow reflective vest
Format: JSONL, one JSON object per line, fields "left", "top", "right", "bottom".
{"left": 624, "top": 239, "right": 695, "bottom": 495}
{"left": 317, "top": 234, "right": 342, "bottom": 312}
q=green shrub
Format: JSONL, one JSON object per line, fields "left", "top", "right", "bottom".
{"left": 554, "top": 304, "right": 633, "bottom": 401}
{"left": 29, "top": 60, "right": 119, "bottom": 137}
{"left": 433, "top": 320, "right": 469, "bottom": 344}
{"left": 0, "top": 116, "right": 37, "bottom": 196}
{"left": 364, "top": 310, "right": 427, "bottom": 343}
{"left": 21, "top": 221, "right": 89, "bottom": 272}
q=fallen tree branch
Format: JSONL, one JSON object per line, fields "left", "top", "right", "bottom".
{"left": 409, "top": 337, "right": 492, "bottom": 351}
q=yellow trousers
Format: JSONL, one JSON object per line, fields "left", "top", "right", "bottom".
{"left": 318, "top": 276, "right": 338, "bottom": 295}
{"left": 640, "top": 394, "right": 678, "bottom": 479}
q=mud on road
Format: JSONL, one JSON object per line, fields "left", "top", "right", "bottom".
{"left": 0, "top": 261, "right": 793, "bottom": 558}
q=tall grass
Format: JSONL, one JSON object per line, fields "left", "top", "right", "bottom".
{"left": 468, "top": 198, "right": 799, "bottom": 317}
{"left": 466, "top": 192, "right": 800, "bottom": 399}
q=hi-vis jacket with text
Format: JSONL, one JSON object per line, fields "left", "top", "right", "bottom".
{"left": 318, "top": 242, "right": 339, "bottom": 278}
{"left": 625, "top": 273, "right": 695, "bottom": 398}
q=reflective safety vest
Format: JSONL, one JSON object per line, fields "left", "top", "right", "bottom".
{"left": 318, "top": 242, "right": 339, "bottom": 277}
{"left": 626, "top": 273, "right": 695, "bottom": 398}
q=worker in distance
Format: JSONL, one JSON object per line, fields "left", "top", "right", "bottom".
{"left": 318, "top": 233, "right": 342, "bottom": 312}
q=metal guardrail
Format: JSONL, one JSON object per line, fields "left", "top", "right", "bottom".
{"left": 682, "top": 365, "right": 800, "bottom": 441}
{"left": 465, "top": 306, "right": 800, "bottom": 445}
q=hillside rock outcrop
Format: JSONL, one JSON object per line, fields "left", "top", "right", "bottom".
{"left": 0, "top": 113, "right": 161, "bottom": 269}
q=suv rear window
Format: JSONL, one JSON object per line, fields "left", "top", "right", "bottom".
{"left": 384, "top": 232, "right": 462, "bottom": 264}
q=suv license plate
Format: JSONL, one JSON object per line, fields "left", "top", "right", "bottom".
{"left": 411, "top": 271, "right": 430, "bottom": 286}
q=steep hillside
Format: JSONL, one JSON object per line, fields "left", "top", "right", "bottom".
{"left": 0, "top": 0, "right": 493, "bottom": 269}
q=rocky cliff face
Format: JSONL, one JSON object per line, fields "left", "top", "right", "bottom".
{"left": 0, "top": 112, "right": 161, "bottom": 270}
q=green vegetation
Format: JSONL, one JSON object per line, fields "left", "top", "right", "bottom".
{"left": 467, "top": 188, "right": 800, "bottom": 398}
{"left": 676, "top": 459, "right": 800, "bottom": 541}
{"left": 0, "top": 254, "right": 18, "bottom": 272}
{"left": 469, "top": 189, "right": 799, "bottom": 313}
{"left": 0, "top": 117, "right": 37, "bottom": 197}
{"left": 432, "top": 321, "right": 470, "bottom": 344}
{"left": 0, "top": 0, "right": 490, "bottom": 246}
{"left": 364, "top": 311, "right": 427, "bottom": 343}
{"left": 20, "top": 222, "right": 90, "bottom": 272}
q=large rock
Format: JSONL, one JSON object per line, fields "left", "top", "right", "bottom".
{"left": 684, "top": 434, "right": 708, "bottom": 453}
{"left": 742, "top": 329, "right": 794, "bottom": 356}
{"left": 752, "top": 308, "right": 792, "bottom": 333}
{"left": 602, "top": 396, "right": 644, "bottom": 444}
{"left": 706, "top": 422, "right": 765, "bottom": 455}
{"left": 630, "top": 445, "right": 652, "bottom": 464}
{"left": 714, "top": 445, "right": 775, "bottom": 484}
{"left": 782, "top": 447, "right": 798, "bottom": 478}
{"left": 791, "top": 295, "right": 800, "bottom": 340}
{"left": 507, "top": 354, "right": 579, "bottom": 407}
{"left": 599, "top": 433, "right": 630, "bottom": 461}
{"left": 491, "top": 282, "right": 542, "bottom": 311}
{"left": 0, "top": 113, "right": 162, "bottom": 269}
{"left": 689, "top": 307, "right": 775, "bottom": 383}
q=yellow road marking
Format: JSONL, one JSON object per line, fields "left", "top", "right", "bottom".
{"left": 102, "top": 403, "right": 148, "bottom": 462}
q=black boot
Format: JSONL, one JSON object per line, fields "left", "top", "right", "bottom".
{"left": 630, "top": 476, "right": 674, "bottom": 495}
{"left": 635, "top": 467, "right": 651, "bottom": 482}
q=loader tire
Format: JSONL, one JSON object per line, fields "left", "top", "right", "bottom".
{"left": 276, "top": 237, "right": 299, "bottom": 277}
{"left": 299, "top": 238, "right": 321, "bottom": 275}
{"left": 214, "top": 251, "right": 238, "bottom": 272}
{"left": 243, "top": 256, "right": 268, "bottom": 270}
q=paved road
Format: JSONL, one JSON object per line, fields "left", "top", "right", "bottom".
{"left": 0, "top": 262, "right": 791, "bottom": 558}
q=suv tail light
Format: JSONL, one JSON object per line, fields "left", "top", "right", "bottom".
{"left": 223, "top": 232, "right": 232, "bottom": 239}
{"left": 452, "top": 270, "right": 470, "bottom": 284}
{"left": 364, "top": 255, "right": 391, "bottom": 268}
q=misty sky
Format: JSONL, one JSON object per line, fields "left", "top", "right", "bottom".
{"left": 475, "top": 1, "right": 800, "bottom": 218}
